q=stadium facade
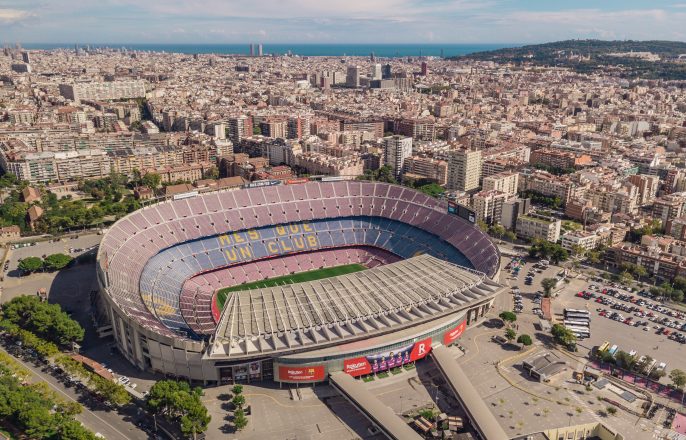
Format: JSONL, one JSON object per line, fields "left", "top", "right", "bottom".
{"left": 96, "top": 181, "right": 503, "bottom": 384}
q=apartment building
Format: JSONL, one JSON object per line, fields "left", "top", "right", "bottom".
{"left": 447, "top": 148, "right": 482, "bottom": 192}
{"left": 530, "top": 148, "right": 592, "bottom": 169}
{"left": 59, "top": 80, "right": 146, "bottom": 103}
{"left": 383, "top": 135, "right": 413, "bottom": 179}
{"left": 396, "top": 118, "right": 436, "bottom": 142}
{"left": 482, "top": 171, "right": 519, "bottom": 197}
{"left": 472, "top": 190, "right": 509, "bottom": 225}
{"left": 627, "top": 174, "right": 660, "bottom": 205}
{"left": 515, "top": 213, "right": 561, "bottom": 242}
{"left": 402, "top": 156, "right": 448, "bottom": 185}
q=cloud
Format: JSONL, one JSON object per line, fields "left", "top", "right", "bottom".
{"left": 0, "top": 1, "right": 684, "bottom": 44}
{"left": 0, "top": 8, "right": 34, "bottom": 23}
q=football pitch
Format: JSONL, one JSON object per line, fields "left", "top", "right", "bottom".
{"left": 215, "top": 263, "right": 366, "bottom": 310}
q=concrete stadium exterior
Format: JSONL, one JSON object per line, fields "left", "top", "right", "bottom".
{"left": 96, "top": 181, "right": 502, "bottom": 384}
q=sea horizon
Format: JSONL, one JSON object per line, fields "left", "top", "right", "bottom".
{"left": 16, "top": 42, "right": 517, "bottom": 58}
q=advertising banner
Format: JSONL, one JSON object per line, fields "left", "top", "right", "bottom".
{"left": 343, "top": 337, "right": 432, "bottom": 377}
{"left": 278, "top": 365, "right": 325, "bottom": 382}
{"left": 443, "top": 320, "right": 467, "bottom": 345}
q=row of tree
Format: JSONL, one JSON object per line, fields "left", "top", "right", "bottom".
{"left": 0, "top": 355, "right": 98, "bottom": 440}
{"left": 1, "top": 296, "right": 84, "bottom": 347}
{"left": 55, "top": 356, "right": 131, "bottom": 406}
{"left": 601, "top": 349, "right": 686, "bottom": 396}
{"left": 18, "top": 253, "right": 74, "bottom": 273}
{"left": 231, "top": 384, "right": 249, "bottom": 431}
{"left": 0, "top": 320, "right": 60, "bottom": 358}
{"left": 498, "top": 311, "right": 533, "bottom": 347}
{"left": 146, "top": 380, "right": 211, "bottom": 439}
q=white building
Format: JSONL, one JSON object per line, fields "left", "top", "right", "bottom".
{"left": 383, "top": 135, "right": 413, "bottom": 179}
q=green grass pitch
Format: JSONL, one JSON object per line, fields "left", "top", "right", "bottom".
{"left": 215, "top": 263, "right": 366, "bottom": 310}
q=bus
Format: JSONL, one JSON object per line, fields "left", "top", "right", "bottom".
{"left": 564, "top": 309, "right": 591, "bottom": 321}
{"left": 568, "top": 326, "right": 591, "bottom": 339}
{"left": 598, "top": 341, "right": 610, "bottom": 353}
{"left": 608, "top": 345, "right": 619, "bottom": 356}
{"left": 564, "top": 319, "right": 590, "bottom": 328}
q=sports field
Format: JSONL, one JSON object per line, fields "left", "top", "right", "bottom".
{"left": 215, "top": 263, "right": 366, "bottom": 310}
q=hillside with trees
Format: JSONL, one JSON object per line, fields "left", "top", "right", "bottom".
{"left": 454, "top": 40, "right": 686, "bottom": 80}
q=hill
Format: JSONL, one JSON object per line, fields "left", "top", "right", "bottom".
{"left": 454, "top": 40, "right": 686, "bottom": 80}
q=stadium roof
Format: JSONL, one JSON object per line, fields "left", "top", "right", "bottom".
{"left": 209, "top": 254, "right": 503, "bottom": 358}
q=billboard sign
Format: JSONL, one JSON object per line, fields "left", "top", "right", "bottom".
{"left": 278, "top": 365, "right": 325, "bottom": 382}
{"left": 447, "top": 201, "right": 476, "bottom": 224}
{"left": 244, "top": 179, "right": 281, "bottom": 189}
{"left": 343, "top": 337, "right": 432, "bottom": 377}
{"left": 443, "top": 320, "right": 467, "bottom": 345}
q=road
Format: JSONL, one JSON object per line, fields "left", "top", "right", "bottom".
{"left": 0, "top": 346, "right": 149, "bottom": 440}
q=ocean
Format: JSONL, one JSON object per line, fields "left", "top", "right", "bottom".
{"left": 19, "top": 43, "right": 513, "bottom": 58}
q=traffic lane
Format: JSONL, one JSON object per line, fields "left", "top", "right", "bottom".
{"left": 557, "top": 289, "right": 686, "bottom": 375}
{"left": 0, "top": 346, "right": 148, "bottom": 440}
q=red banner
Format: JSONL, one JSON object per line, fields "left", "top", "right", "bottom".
{"left": 344, "top": 357, "right": 372, "bottom": 376}
{"left": 278, "top": 365, "right": 325, "bottom": 382}
{"left": 285, "top": 178, "right": 309, "bottom": 185}
{"left": 410, "top": 337, "right": 432, "bottom": 361}
{"left": 343, "top": 337, "right": 432, "bottom": 377}
{"left": 443, "top": 320, "right": 467, "bottom": 345}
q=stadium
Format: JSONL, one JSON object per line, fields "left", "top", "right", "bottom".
{"left": 96, "top": 181, "right": 503, "bottom": 384}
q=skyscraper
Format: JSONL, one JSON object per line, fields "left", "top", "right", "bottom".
{"left": 382, "top": 64, "right": 392, "bottom": 80}
{"left": 371, "top": 64, "right": 382, "bottom": 80}
{"left": 21, "top": 51, "right": 30, "bottom": 64}
{"left": 249, "top": 44, "right": 254, "bottom": 56}
{"left": 383, "top": 135, "right": 413, "bottom": 179}
{"left": 258, "top": 44, "right": 263, "bottom": 56}
{"left": 447, "top": 148, "right": 482, "bottom": 192}
{"left": 421, "top": 61, "right": 428, "bottom": 76}
{"left": 346, "top": 65, "right": 360, "bottom": 88}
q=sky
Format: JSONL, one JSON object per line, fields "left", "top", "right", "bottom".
{"left": 1, "top": 0, "right": 686, "bottom": 45}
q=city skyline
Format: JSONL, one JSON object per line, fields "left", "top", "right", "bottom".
{"left": 1, "top": 0, "right": 686, "bottom": 44}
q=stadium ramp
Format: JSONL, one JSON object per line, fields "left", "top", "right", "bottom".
{"left": 431, "top": 345, "right": 509, "bottom": 440}
{"left": 329, "top": 372, "right": 422, "bottom": 440}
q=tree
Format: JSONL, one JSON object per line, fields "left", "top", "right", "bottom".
{"left": 669, "top": 369, "right": 686, "bottom": 394}
{"left": 551, "top": 323, "right": 576, "bottom": 346}
{"left": 476, "top": 220, "right": 488, "bottom": 233}
{"left": 147, "top": 380, "right": 209, "bottom": 436}
{"left": 504, "top": 230, "right": 517, "bottom": 242}
{"left": 505, "top": 328, "right": 517, "bottom": 342}
{"left": 636, "top": 355, "right": 653, "bottom": 374}
{"left": 58, "top": 419, "right": 99, "bottom": 440}
{"left": 614, "top": 351, "right": 636, "bottom": 370}
{"left": 570, "top": 244, "right": 586, "bottom": 258}
{"left": 232, "top": 384, "right": 244, "bottom": 395}
{"left": 43, "top": 253, "right": 74, "bottom": 271}
{"left": 489, "top": 224, "right": 506, "bottom": 240}
{"left": 18, "top": 256, "right": 43, "bottom": 273}
{"left": 499, "top": 311, "right": 517, "bottom": 326}
{"left": 1, "top": 295, "right": 84, "bottom": 346}
{"left": 517, "top": 334, "right": 533, "bottom": 346}
{"left": 180, "top": 403, "right": 211, "bottom": 439}
{"left": 142, "top": 172, "right": 162, "bottom": 190}
{"left": 232, "top": 394, "right": 245, "bottom": 409}
{"left": 234, "top": 410, "right": 248, "bottom": 430}
{"left": 541, "top": 278, "right": 557, "bottom": 297}
{"left": 587, "top": 250, "right": 601, "bottom": 265}
{"left": 204, "top": 166, "right": 220, "bottom": 180}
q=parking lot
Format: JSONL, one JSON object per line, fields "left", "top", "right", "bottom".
{"left": 555, "top": 280, "right": 686, "bottom": 380}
